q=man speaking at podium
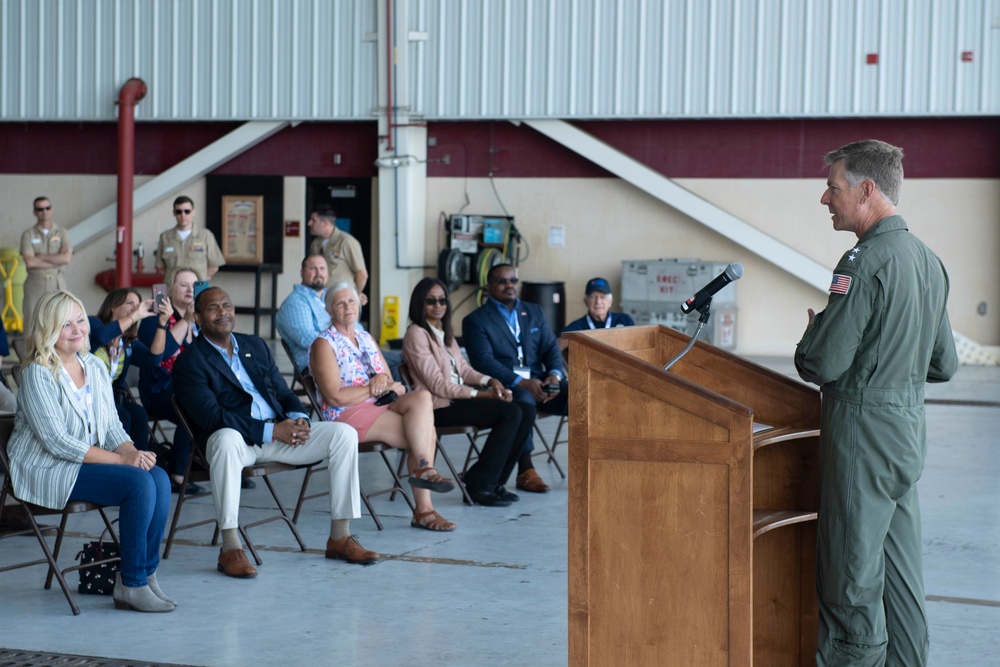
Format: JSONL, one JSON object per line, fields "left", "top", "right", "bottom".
{"left": 795, "top": 140, "right": 957, "bottom": 666}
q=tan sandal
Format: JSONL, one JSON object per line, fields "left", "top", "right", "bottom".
{"left": 411, "top": 510, "right": 456, "bottom": 532}
{"left": 408, "top": 466, "right": 455, "bottom": 493}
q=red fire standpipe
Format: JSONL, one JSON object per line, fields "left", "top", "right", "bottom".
{"left": 115, "top": 78, "right": 147, "bottom": 288}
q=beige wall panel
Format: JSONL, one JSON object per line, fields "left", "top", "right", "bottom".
{"left": 679, "top": 178, "right": 1000, "bottom": 347}
{"left": 427, "top": 177, "right": 1000, "bottom": 355}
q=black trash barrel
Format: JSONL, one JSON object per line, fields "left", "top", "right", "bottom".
{"left": 521, "top": 281, "right": 566, "bottom": 334}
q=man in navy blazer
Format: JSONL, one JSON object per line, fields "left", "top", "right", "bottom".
{"left": 462, "top": 264, "right": 568, "bottom": 493}
{"left": 173, "top": 287, "right": 379, "bottom": 578}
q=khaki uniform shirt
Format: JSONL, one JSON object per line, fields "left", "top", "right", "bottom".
{"left": 156, "top": 227, "right": 225, "bottom": 281}
{"left": 20, "top": 223, "right": 71, "bottom": 282}
{"left": 309, "top": 228, "right": 365, "bottom": 287}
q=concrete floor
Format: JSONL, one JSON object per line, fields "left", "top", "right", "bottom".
{"left": 0, "top": 352, "right": 997, "bottom": 666}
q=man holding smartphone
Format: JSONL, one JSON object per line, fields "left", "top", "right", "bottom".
{"left": 461, "top": 263, "right": 568, "bottom": 493}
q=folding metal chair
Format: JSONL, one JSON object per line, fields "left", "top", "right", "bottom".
{"left": 162, "top": 396, "right": 312, "bottom": 565}
{"left": 0, "top": 415, "right": 120, "bottom": 615}
{"left": 531, "top": 412, "right": 568, "bottom": 479}
{"left": 299, "top": 373, "right": 413, "bottom": 530}
{"left": 279, "top": 337, "right": 316, "bottom": 417}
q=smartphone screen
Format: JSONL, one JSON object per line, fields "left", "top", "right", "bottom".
{"left": 193, "top": 280, "right": 211, "bottom": 300}
{"left": 152, "top": 283, "right": 168, "bottom": 311}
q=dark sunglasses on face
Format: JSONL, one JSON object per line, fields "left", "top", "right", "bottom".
{"left": 494, "top": 277, "right": 519, "bottom": 285}
{"left": 174, "top": 208, "right": 193, "bottom": 215}
{"left": 35, "top": 206, "right": 52, "bottom": 212}
{"left": 425, "top": 297, "right": 449, "bottom": 306}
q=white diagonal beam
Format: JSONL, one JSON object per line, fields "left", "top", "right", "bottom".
{"left": 522, "top": 119, "right": 832, "bottom": 292}
{"left": 72, "top": 121, "right": 290, "bottom": 249}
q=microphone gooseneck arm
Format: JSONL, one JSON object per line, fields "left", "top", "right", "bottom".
{"left": 663, "top": 301, "right": 713, "bottom": 371}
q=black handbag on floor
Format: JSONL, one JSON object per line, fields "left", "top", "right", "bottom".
{"left": 75, "top": 521, "right": 120, "bottom": 596}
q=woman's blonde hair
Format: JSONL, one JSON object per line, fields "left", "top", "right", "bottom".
{"left": 26, "top": 290, "right": 89, "bottom": 374}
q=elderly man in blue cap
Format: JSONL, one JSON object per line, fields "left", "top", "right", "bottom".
{"left": 561, "top": 277, "right": 635, "bottom": 334}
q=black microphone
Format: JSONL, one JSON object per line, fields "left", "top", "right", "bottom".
{"left": 680, "top": 262, "right": 744, "bottom": 314}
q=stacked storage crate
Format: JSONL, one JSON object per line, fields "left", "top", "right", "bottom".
{"left": 619, "top": 259, "right": 738, "bottom": 350}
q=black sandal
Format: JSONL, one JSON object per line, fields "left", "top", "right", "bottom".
{"left": 408, "top": 466, "right": 455, "bottom": 493}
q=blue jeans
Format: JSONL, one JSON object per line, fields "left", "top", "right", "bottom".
{"left": 68, "top": 463, "right": 170, "bottom": 588}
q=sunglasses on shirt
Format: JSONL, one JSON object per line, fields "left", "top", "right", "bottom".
{"left": 424, "top": 297, "right": 449, "bottom": 306}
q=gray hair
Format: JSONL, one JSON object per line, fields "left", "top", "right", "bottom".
{"left": 824, "top": 139, "right": 904, "bottom": 205}
{"left": 324, "top": 281, "right": 359, "bottom": 310}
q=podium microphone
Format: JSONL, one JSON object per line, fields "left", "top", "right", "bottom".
{"left": 680, "top": 262, "right": 744, "bottom": 314}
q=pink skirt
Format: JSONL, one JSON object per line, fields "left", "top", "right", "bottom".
{"left": 336, "top": 400, "right": 392, "bottom": 442}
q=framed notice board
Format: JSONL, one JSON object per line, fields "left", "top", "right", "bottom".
{"left": 221, "top": 195, "right": 264, "bottom": 264}
{"left": 206, "top": 175, "right": 284, "bottom": 270}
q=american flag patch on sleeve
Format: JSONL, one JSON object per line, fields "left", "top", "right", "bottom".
{"left": 830, "top": 274, "right": 852, "bottom": 295}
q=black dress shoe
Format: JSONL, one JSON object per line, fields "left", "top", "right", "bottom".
{"left": 495, "top": 485, "right": 520, "bottom": 502}
{"left": 241, "top": 478, "right": 256, "bottom": 490}
{"left": 463, "top": 487, "right": 513, "bottom": 507}
{"left": 171, "top": 480, "right": 205, "bottom": 495}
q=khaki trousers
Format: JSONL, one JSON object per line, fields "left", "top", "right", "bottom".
{"left": 206, "top": 422, "right": 361, "bottom": 530}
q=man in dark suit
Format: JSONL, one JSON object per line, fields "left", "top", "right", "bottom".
{"left": 462, "top": 263, "right": 568, "bottom": 493}
{"left": 173, "top": 287, "right": 379, "bottom": 578}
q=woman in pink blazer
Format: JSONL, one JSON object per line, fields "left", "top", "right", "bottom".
{"left": 402, "top": 278, "right": 533, "bottom": 507}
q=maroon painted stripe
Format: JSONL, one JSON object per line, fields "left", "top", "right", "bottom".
{"left": 1, "top": 118, "right": 996, "bottom": 178}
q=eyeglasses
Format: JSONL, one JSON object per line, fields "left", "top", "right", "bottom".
{"left": 174, "top": 208, "right": 193, "bottom": 215}
{"left": 424, "top": 297, "right": 449, "bottom": 306}
{"left": 34, "top": 206, "right": 52, "bottom": 212}
{"left": 493, "top": 277, "right": 519, "bottom": 285}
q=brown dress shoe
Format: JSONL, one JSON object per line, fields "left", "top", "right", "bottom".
{"left": 326, "top": 535, "right": 380, "bottom": 565}
{"left": 516, "top": 469, "right": 550, "bottom": 493}
{"left": 217, "top": 548, "right": 258, "bottom": 578}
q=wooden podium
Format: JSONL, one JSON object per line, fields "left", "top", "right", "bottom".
{"left": 563, "top": 325, "right": 821, "bottom": 666}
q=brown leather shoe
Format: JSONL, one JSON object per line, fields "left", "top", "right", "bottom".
{"left": 325, "top": 535, "right": 380, "bottom": 566}
{"left": 516, "top": 469, "right": 550, "bottom": 493}
{"left": 217, "top": 548, "right": 258, "bottom": 578}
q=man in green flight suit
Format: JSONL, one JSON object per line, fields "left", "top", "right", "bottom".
{"left": 795, "top": 139, "right": 958, "bottom": 666}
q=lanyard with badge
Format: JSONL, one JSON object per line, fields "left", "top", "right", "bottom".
{"left": 585, "top": 314, "right": 612, "bottom": 329}
{"left": 505, "top": 313, "right": 531, "bottom": 379}
{"left": 60, "top": 362, "right": 97, "bottom": 444}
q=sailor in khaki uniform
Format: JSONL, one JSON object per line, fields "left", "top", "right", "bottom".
{"left": 795, "top": 140, "right": 957, "bottom": 667}
{"left": 20, "top": 196, "right": 72, "bottom": 326}
{"left": 155, "top": 196, "right": 225, "bottom": 282}
{"left": 307, "top": 207, "right": 368, "bottom": 305}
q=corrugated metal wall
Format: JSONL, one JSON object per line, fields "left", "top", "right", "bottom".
{"left": 1, "top": 0, "right": 997, "bottom": 121}
{"left": 412, "top": 0, "right": 1000, "bottom": 119}
{"left": 0, "top": 0, "right": 377, "bottom": 121}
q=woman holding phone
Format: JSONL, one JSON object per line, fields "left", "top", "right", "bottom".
{"left": 137, "top": 268, "right": 202, "bottom": 494}
{"left": 89, "top": 288, "right": 171, "bottom": 451}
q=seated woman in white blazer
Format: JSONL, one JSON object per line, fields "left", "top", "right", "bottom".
{"left": 7, "top": 290, "right": 175, "bottom": 613}
{"left": 401, "top": 277, "right": 532, "bottom": 507}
